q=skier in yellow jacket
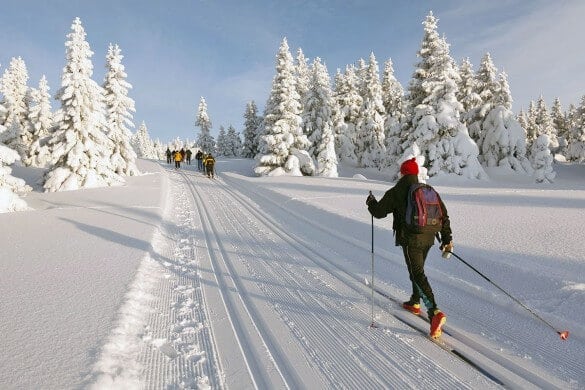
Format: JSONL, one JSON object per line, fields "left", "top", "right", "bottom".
{"left": 203, "top": 154, "right": 215, "bottom": 178}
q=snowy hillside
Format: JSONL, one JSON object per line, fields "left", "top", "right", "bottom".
{"left": 1, "top": 158, "right": 583, "bottom": 389}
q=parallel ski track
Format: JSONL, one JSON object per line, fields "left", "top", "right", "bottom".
{"left": 178, "top": 169, "right": 301, "bottom": 389}
{"left": 177, "top": 174, "right": 488, "bottom": 388}
{"left": 217, "top": 172, "right": 569, "bottom": 390}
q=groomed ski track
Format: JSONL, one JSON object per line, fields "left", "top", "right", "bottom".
{"left": 94, "top": 162, "right": 573, "bottom": 389}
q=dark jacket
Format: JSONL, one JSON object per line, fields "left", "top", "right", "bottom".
{"left": 368, "top": 174, "right": 452, "bottom": 247}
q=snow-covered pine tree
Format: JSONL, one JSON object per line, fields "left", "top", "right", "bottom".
{"left": 457, "top": 58, "right": 481, "bottom": 126}
{"left": 525, "top": 100, "right": 539, "bottom": 147}
{"left": 355, "top": 52, "right": 386, "bottom": 168}
{"left": 404, "top": 12, "right": 485, "bottom": 179}
{"left": 0, "top": 57, "right": 31, "bottom": 159}
{"left": 565, "top": 96, "right": 585, "bottom": 162}
{"left": 296, "top": 48, "right": 310, "bottom": 135}
{"left": 302, "top": 57, "right": 338, "bottom": 176}
{"left": 381, "top": 58, "right": 406, "bottom": 170}
{"left": 195, "top": 96, "right": 215, "bottom": 153}
{"left": 478, "top": 70, "right": 532, "bottom": 173}
{"left": 534, "top": 95, "right": 559, "bottom": 153}
{"left": 131, "top": 121, "right": 156, "bottom": 158}
{"left": 103, "top": 43, "right": 139, "bottom": 176}
{"left": 216, "top": 125, "right": 227, "bottom": 156}
{"left": 242, "top": 100, "right": 262, "bottom": 158}
{"left": 467, "top": 53, "right": 501, "bottom": 154}
{"left": 225, "top": 124, "right": 242, "bottom": 157}
{"left": 551, "top": 97, "right": 568, "bottom": 156}
{"left": 44, "top": 17, "right": 122, "bottom": 192}
{"left": 24, "top": 75, "right": 54, "bottom": 167}
{"left": 255, "top": 38, "right": 313, "bottom": 176}
{"left": 531, "top": 134, "right": 556, "bottom": 183}
{"left": 332, "top": 67, "right": 360, "bottom": 165}
{"left": 0, "top": 142, "right": 31, "bottom": 212}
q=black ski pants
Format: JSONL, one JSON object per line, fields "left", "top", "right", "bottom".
{"left": 402, "top": 241, "right": 436, "bottom": 312}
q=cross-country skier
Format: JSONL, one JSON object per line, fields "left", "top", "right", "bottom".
{"left": 366, "top": 158, "right": 454, "bottom": 338}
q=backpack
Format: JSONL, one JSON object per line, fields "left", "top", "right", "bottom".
{"left": 404, "top": 183, "right": 444, "bottom": 234}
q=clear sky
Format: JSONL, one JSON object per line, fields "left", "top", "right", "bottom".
{"left": 1, "top": 0, "right": 583, "bottom": 143}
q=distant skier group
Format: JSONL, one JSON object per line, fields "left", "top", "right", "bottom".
{"left": 165, "top": 147, "right": 215, "bottom": 178}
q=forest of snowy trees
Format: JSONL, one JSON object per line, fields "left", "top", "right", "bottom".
{"left": 251, "top": 12, "right": 585, "bottom": 180}
{"left": 2, "top": 12, "right": 585, "bottom": 213}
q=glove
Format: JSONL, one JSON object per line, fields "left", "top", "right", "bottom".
{"left": 366, "top": 193, "right": 376, "bottom": 206}
{"left": 440, "top": 241, "right": 454, "bottom": 259}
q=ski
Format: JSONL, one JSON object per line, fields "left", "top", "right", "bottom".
{"left": 364, "top": 278, "right": 504, "bottom": 386}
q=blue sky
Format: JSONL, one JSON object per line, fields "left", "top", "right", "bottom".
{"left": 1, "top": 0, "right": 584, "bottom": 143}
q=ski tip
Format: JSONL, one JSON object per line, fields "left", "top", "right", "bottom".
{"left": 364, "top": 277, "right": 370, "bottom": 286}
{"left": 559, "top": 330, "right": 569, "bottom": 340}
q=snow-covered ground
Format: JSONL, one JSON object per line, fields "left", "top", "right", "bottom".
{"left": 1, "top": 158, "right": 584, "bottom": 389}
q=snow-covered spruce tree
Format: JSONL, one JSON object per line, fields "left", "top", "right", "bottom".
{"left": 534, "top": 95, "right": 559, "bottom": 153}
{"left": 302, "top": 57, "right": 338, "bottom": 176}
{"left": 551, "top": 97, "right": 569, "bottom": 156}
{"left": 24, "top": 76, "right": 54, "bottom": 167}
{"left": 481, "top": 106, "right": 532, "bottom": 172}
{"left": 195, "top": 96, "right": 215, "bottom": 153}
{"left": 296, "top": 48, "right": 310, "bottom": 125}
{"left": 478, "top": 71, "right": 532, "bottom": 173}
{"left": 381, "top": 58, "right": 406, "bottom": 169}
{"left": 44, "top": 18, "right": 122, "bottom": 192}
{"left": 404, "top": 12, "right": 485, "bottom": 179}
{"left": 531, "top": 134, "right": 556, "bottom": 183}
{"left": 216, "top": 125, "right": 227, "bottom": 156}
{"left": 355, "top": 53, "right": 386, "bottom": 168}
{"left": 332, "top": 67, "right": 360, "bottom": 165}
{"left": 0, "top": 57, "right": 32, "bottom": 159}
{"left": 565, "top": 96, "right": 585, "bottom": 162}
{"left": 0, "top": 118, "right": 31, "bottom": 212}
{"left": 525, "top": 100, "right": 539, "bottom": 147}
{"left": 225, "top": 124, "right": 242, "bottom": 157}
{"left": 242, "top": 100, "right": 262, "bottom": 158}
{"left": 457, "top": 58, "right": 481, "bottom": 126}
{"left": 131, "top": 121, "right": 156, "bottom": 158}
{"left": 467, "top": 53, "right": 501, "bottom": 154}
{"left": 255, "top": 38, "right": 313, "bottom": 176}
{"left": 103, "top": 43, "right": 139, "bottom": 176}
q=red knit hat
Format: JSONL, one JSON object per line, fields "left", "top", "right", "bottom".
{"left": 400, "top": 158, "right": 419, "bottom": 176}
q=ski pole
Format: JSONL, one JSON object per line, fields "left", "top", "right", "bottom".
{"left": 447, "top": 250, "right": 569, "bottom": 340}
{"left": 369, "top": 191, "right": 377, "bottom": 328}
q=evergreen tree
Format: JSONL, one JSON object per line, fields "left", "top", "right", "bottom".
{"left": 302, "top": 57, "right": 338, "bottom": 176}
{"left": 332, "top": 67, "right": 360, "bottom": 165}
{"left": 404, "top": 12, "right": 485, "bottom": 179}
{"left": 0, "top": 57, "right": 31, "bottom": 159}
{"left": 24, "top": 75, "right": 54, "bottom": 167}
{"left": 255, "top": 38, "right": 313, "bottom": 176}
{"left": 195, "top": 96, "right": 215, "bottom": 152}
{"left": 531, "top": 134, "right": 556, "bottom": 183}
{"left": 242, "top": 100, "right": 262, "bottom": 158}
{"left": 566, "top": 96, "right": 585, "bottom": 162}
{"left": 296, "top": 48, "right": 310, "bottom": 134}
{"left": 534, "top": 95, "right": 558, "bottom": 152}
{"left": 44, "top": 17, "right": 121, "bottom": 192}
{"left": 457, "top": 57, "right": 481, "bottom": 125}
{"left": 0, "top": 142, "right": 30, "bottom": 212}
{"left": 525, "top": 100, "right": 539, "bottom": 145}
{"left": 468, "top": 53, "right": 500, "bottom": 152}
{"left": 131, "top": 121, "right": 156, "bottom": 158}
{"left": 216, "top": 125, "right": 227, "bottom": 156}
{"left": 355, "top": 52, "right": 386, "bottom": 168}
{"left": 225, "top": 124, "right": 242, "bottom": 157}
{"left": 103, "top": 43, "right": 139, "bottom": 176}
{"left": 551, "top": 97, "right": 569, "bottom": 156}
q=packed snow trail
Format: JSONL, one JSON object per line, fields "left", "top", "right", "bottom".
{"left": 90, "top": 161, "right": 580, "bottom": 389}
